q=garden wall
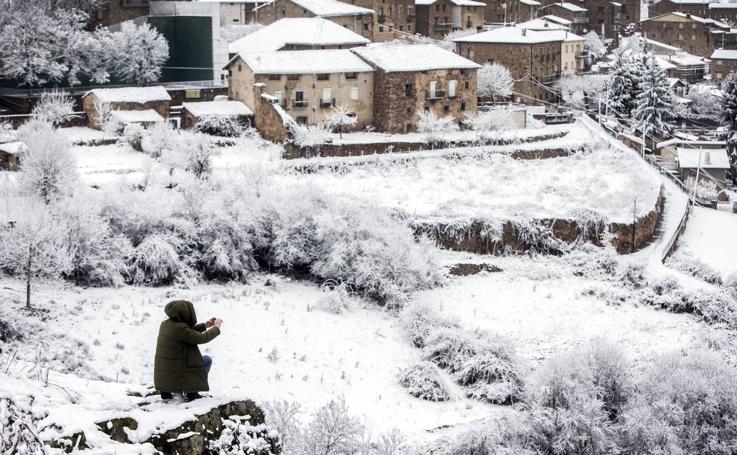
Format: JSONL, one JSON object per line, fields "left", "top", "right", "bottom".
{"left": 415, "top": 191, "right": 664, "bottom": 255}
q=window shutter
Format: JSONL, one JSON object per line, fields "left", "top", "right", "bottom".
{"left": 351, "top": 87, "right": 359, "bottom": 100}
{"left": 322, "top": 88, "right": 332, "bottom": 103}
{"left": 448, "top": 80, "right": 457, "bottom": 97}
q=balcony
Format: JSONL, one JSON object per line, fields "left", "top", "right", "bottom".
{"left": 575, "top": 51, "right": 588, "bottom": 59}
{"left": 541, "top": 74, "right": 559, "bottom": 86}
{"left": 407, "top": 14, "right": 415, "bottom": 22}
{"left": 427, "top": 90, "right": 446, "bottom": 100}
{"left": 293, "top": 99, "right": 308, "bottom": 108}
{"left": 320, "top": 98, "right": 335, "bottom": 108}
{"left": 433, "top": 23, "right": 454, "bottom": 33}
{"left": 573, "top": 16, "right": 588, "bottom": 24}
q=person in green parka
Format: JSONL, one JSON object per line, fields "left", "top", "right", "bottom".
{"left": 154, "top": 300, "right": 222, "bottom": 402}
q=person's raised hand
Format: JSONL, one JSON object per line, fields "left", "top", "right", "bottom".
{"left": 206, "top": 317, "right": 216, "bottom": 328}
{"left": 213, "top": 319, "right": 223, "bottom": 328}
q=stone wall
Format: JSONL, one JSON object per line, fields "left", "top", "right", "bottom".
{"left": 456, "top": 41, "right": 560, "bottom": 104}
{"left": 415, "top": 0, "right": 484, "bottom": 39}
{"left": 372, "top": 68, "right": 477, "bottom": 133}
{"left": 640, "top": 15, "right": 715, "bottom": 58}
{"left": 253, "top": 91, "right": 293, "bottom": 143}
{"left": 414, "top": 191, "right": 665, "bottom": 255}
{"left": 82, "top": 94, "right": 170, "bottom": 130}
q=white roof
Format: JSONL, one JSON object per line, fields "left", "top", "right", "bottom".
{"left": 416, "top": 0, "right": 485, "bottom": 5}
{"left": 668, "top": 0, "right": 709, "bottom": 3}
{"left": 84, "top": 86, "right": 171, "bottom": 103}
{"left": 710, "top": 2, "right": 737, "bottom": 8}
{"left": 239, "top": 49, "right": 374, "bottom": 74}
{"left": 0, "top": 141, "right": 26, "bottom": 156}
{"left": 182, "top": 100, "right": 254, "bottom": 117}
{"left": 519, "top": 17, "right": 570, "bottom": 29}
{"left": 520, "top": 0, "right": 541, "bottom": 5}
{"left": 678, "top": 148, "right": 730, "bottom": 169}
{"left": 109, "top": 109, "right": 165, "bottom": 124}
{"left": 541, "top": 14, "right": 574, "bottom": 25}
{"left": 671, "top": 11, "right": 730, "bottom": 27}
{"left": 668, "top": 52, "right": 708, "bottom": 66}
{"left": 351, "top": 43, "right": 480, "bottom": 72}
{"left": 196, "top": 0, "right": 268, "bottom": 3}
{"left": 712, "top": 48, "right": 737, "bottom": 59}
{"left": 654, "top": 56, "right": 678, "bottom": 70}
{"left": 229, "top": 18, "right": 370, "bottom": 54}
{"left": 556, "top": 2, "right": 587, "bottom": 12}
{"left": 288, "top": 0, "right": 373, "bottom": 17}
{"left": 454, "top": 26, "right": 565, "bottom": 44}
{"left": 644, "top": 37, "right": 681, "bottom": 53}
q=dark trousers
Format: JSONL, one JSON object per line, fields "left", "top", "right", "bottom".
{"left": 202, "top": 355, "right": 212, "bottom": 374}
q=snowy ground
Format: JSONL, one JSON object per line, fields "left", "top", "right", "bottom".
{"left": 675, "top": 207, "right": 737, "bottom": 279}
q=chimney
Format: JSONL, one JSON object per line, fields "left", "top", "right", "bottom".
{"left": 705, "top": 151, "right": 711, "bottom": 164}
{"left": 522, "top": 28, "right": 527, "bottom": 35}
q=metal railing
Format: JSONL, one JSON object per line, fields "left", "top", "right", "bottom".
{"left": 293, "top": 100, "right": 308, "bottom": 108}
{"left": 427, "top": 90, "right": 446, "bottom": 100}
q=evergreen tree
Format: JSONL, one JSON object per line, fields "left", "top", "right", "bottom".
{"left": 606, "top": 49, "right": 637, "bottom": 118}
{"left": 633, "top": 51, "right": 674, "bottom": 140}
{"left": 720, "top": 72, "right": 737, "bottom": 181}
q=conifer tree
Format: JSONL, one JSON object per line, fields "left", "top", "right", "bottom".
{"left": 633, "top": 51, "right": 674, "bottom": 140}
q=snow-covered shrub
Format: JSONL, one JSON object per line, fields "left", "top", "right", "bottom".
{"left": 477, "top": 62, "right": 513, "bottom": 101}
{"left": 421, "top": 326, "right": 477, "bottom": 372}
{"left": 325, "top": 105, "right": 357, "bottom": 137}
{"left": 655, "top": 287, "right": 737, "bottom": 327}
{"left": 209, "top": 416, "right": 280, "bottom": 455}
{"left": 290, "top": 122, "right": 330, "bottom": 150}
{"left": 465, "top": 109, "right": 515, "bottom": 143}
{"left": 456, "top": 341, "right": 522, "bottom": 404}
{"left": 667, "top": 250, "right": 723, "bottom": 285}
{"left": 509, "top": 219, "right": 569, "bottom": 254}
{"left": 316, "top": 281, "right": 356, "bottom": 314}
{"left": 129, "top": 234, "right": 184, "bottom": 286}
{"left": 140, "top": 123, "right": 179, "bottom": 159}
{"left": 0, "top": 122, "right": 16, "bottom": 143}
{"left": 16, "top": 120, "right": 78, "bottom": 204}
{"left": 32, "top": 91, "right": 76, "bottom": 126}
{"left": 372, "top": 428, "right": 408, "bottom": 455}
{"left": 123, "top": 123, "right": 145, "bottom": 151}
{"left": 264, "top": 400, "right": 302, "bottom": 454}
{"left": 684, "top": 176, "right": 719, "bottom": 202}
{"left": 616, "top": 263, "right": 648, "bottom": 289}
{"left": 417, "top": 110, "right": 459, "bottom": 144}
{"left": 300, "top": 397, "right": 363, "bottom": 455}
{"left": 196, "top": 116, "right": 244, "bottom": 137}
{"left": 399, "top": 302, "right": 459, "bottom": 348}
{"left": 398, "top": 361, "right": 451, "bottom": 402}
{"left": 618, "top": 350, "right": 737, "bottom": 455}
{"left": 0, "top": 397, "right": 45, "bottom": 454}
{"left": 195, "top": 210, "right": 259, "bottom": 282}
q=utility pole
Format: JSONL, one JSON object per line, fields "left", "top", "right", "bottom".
{"left": 632, "top": 198, "right": 637, "bottom": 253}
{"left": 690, "top": 147, "right": 703, "bottom": 207}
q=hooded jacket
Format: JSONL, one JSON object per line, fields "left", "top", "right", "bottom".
{"left": 154, "top": 300, "right": 220, "bottom": 393}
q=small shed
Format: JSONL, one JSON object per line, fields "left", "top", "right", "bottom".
{"left": 82, "top": 86, "right": 172, "bottom": 130}
{"left": 677, "top": 147, "right": 731, "bottom": 200}
{"left": 109, "top": 109, "right": 166, "bottom": 131}
{"left": 0, "top": 142, "right": 26, "bottom": 171}
{"left": 181, "top": 100, "right": 254, "bottom": 133}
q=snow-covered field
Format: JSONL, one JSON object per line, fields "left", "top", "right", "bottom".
{"left": 676, "top": 207, "right": 737, "bottom": 279}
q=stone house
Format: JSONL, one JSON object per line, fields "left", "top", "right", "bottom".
{"left": 82, "top": 86, "right": 172, "bottom": 130}
{"left": 349, "top": 0, "right": 416, "bottom": 41}
{"left": 181, "top": 100, "right": 254, "bottom": 130}
{"left": 518, "top": 0, "right": 540, "bottom": 22}
{"left": 518, "top": 18, "right": 586, "bottom": 75}
{"left": 678, "top": 146, "right": 731, "bottom": 199}
{"left": 89, "top": 0, "right": 149, "bottom": 28}
{"left": 253, "top": 0, "right": 375, "bottom": 39}
{"left": 415, "top": 0, "right": 486, "bottom": 40}
{"left": 196, "top": 0, "right": 272, "bottom": 25}
{"left": 708, "top": 3, "right": 737, "bottom": 26}
{"left": 227, "top": 49, "right": 375, "bottom": 128}
{"left": 228, "top": 17, "right": 371, "bottom": 56}
{"left": 711, "top": 48, "right": 737, "bottom": 84}
{"left": 0, "top": 142, "right": 24, "bottom": 172}
{"left": 640, "top": 12, "right": 730, "bottom": 58}
{"left": 455, "top": 26, "right": 563, "bottom": 104}
{"left": 484, "top": 0, "right": 520, "bottom": 23}
{"left": 545, "top": 3, "right": 589, "bottom": 35}
{"left": 649, "top": 0, "right": 709, "bottom": 17}
{"left": 351, "top": 43, "right": 479, "bottom": 133}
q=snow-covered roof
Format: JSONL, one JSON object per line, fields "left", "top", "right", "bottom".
{"left": 711, "top": 48, "right": 737, "bottom": 59}
{"left": 654, "top": 56, "right": 678, "bottom": 70}
{"left": 109, "top": 109, "right": 165, "bottom": 124}
{"left": 678, "top": 148, "right": 730, "bottom": 169}
{"left": 556, "top": 2, "right": 587, "bottom": 12}
{"left": 0, "top": 141, "right": 26, "bottom": 156}
{"left": 229, "top": 18, "right": 370, "bottom": 54}
{"left": 541, "top": 14, "right": 574, "bottom": 25}
{"left": 644, "top": 37, "right": 682, "bottom": 53}
{"left": 656, "top": 138, "right": 726, "bottom": 149}
{"left": 520, "top": 0, "right": 541, "bottom": 5}
{"left": 454, "top": 26, "right": 565, "bottom": 44}
{"left": 84, "top": 86, "right": 171, "bottom": 104}
{"left": 416, "top": 0, "right": 486, "bottom": 5}
{"left": 351, "top": 43, "right": 480, "bottom": 72}
{"left": 710, "top": 2, "right": 737, "bottom": 8}
{"left": 288, "top": 0, "right": 373, "bottom": 17}
{"left": 182, "top": 100, "right": 254, "bottom": 117}
{"left": 667, "top": 52, "right": 708, "bottom": 66}
{"left": 667, "top": 77, "right": 686, "bottom": 88}
{"left": 519, "top": 17, "right": 570, "bottom": 30}
{"left": 239, "top": 49, "right": 374, "bottom": 74}
{"left": 667, "top": 0, "right": 709, "bottom": 4}
{"left": 670, "top": 11, "right": 730, "bottom": 28}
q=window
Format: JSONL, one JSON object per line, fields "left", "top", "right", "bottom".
{"left": 679, "top": 34, "right": 683, "bottom": 40}
{"left": 448, "top": 80, "right": 457, "bottom": 97}
{"left": 404, "top": 83, "right": 413, "bottom": 97}
{"left": 399, "top": 5, "right": 403, "bottom": 15}
{"left": 460, "top": 101, "right": 466, "bottom": 111}
{"left": 379, "top": 25, "right": 384, "bottom": 32}
{"left": 238, "top": 64, "right": 242, "bottom": 72}
{"left": 296, "top": 116, "right": 308, "bottom": 124}
{"left": 294, "top": 90, "right": 307, "bottom": 107}
{"left": 429, "top": 81, "right": 438, "bottom": 98}
{"left": 717, "top": 72, "right": 723, "bottom": 79}
{"left": 269, "top": 74, "right": 280, "bottom": 80}
{"left": 405, "top": 123, "right": 412, "bottom": 132}
{"left": 317, "top": 73, "right": 330, "bottom": 80}
{"left": 322, "top": 88, "right": 332, "bottom": 105}
{"left": 288, "top": 73, "right": 299, "bottom": 80}
{"left": 363, "top": 22, "right": 369, "bottom": 31}
{"left": 443, "top": 105, "right": 450, "bottom": 112}
{"left": 274, "top": 90, "right": 283, "bottom": 104}
{"left": 464, "top": 81, "right": 469, "bottom": 89}
{"left": 399, "top": 25, "right": 404, "bottom": 31}
{"left": 351, "top": 86, "right": 359, "bottom": 100}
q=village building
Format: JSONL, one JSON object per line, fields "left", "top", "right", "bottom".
{"left": 181, "top": 100, "right": 254, "bottom": 130}
{"left": 227, "top": 49, "right": 375, "bottom": 128}
{"left": 82, "top": 86, "right": 172, "bottom": 130}
{"left": 710, "top": 48, "right": 737, "bottom": 84}
{"left": 455, "top": 26, "right": 564, "bottom": 104}
{"left": 195, "top": 0, "right": 272, "bottom": 24}
{"left": 0, "top": 142, "right": 24, "bottom": 172}
{"left": 640, "top": 12, "right": 730, "bottom": 58}
{"left": 89, "top": 0, "right": 150, "bottom": 28}
{"left": 351, "top": 43, "right": 479, "bottom": 133}
{"left": 351, "top": 0, "right": 416, "bottom": 41}
{"left": 543, "top": 3, "right": 589, "bottom": 35}
{"left": 645, "top": 38, "right": 711, "bottom": 82}
{"left": 228, "top": 17, "right": 371, "bottom": 56}
{"left": 677, "top": 146, "right": 731, "bottom": 199}
{"left": 708, "top": 2, "right": 737, "bottom": 26}
{"left": 252, "top": 0, "right": 375, "bottom": 39}
{"left": 484, "top": 0, "right": 519, "bottom": 23}
{"left": 518, "top": 0, "right": 541, "bottom": 20}
{"left": 415, "top": 0, "right": 486, "bottom": 39}
{"left": 649, "top": 0, "right": 710, "bottom": 18}
{"left": 518, "top": 18, "right": 586, "bottom": 75}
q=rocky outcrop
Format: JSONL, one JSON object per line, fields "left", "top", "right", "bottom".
{"left": 47, "top": 400, "right": 280, "bottom": 455}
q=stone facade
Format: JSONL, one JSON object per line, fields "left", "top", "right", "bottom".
{"left": 518, "top": 0, "right": 540, "bottom": 23}
{"left": 641, "top": 13, "right": 723, "bottom": 57}
{"left": 415, "top": 0, "right": 485, "bottom": 39}
{"left": 89, "top": 0, "right": 149, "bottom": 28}
{"left": 254, "top": 0, "right": 374, "bottom": 39}
{"left": 546, "top": 3, "right": 589, "bottom": 35}
{"left": 351, "top": 0, "right": 416, "bottom": 40}
{"left": 370, "top": 68, "right": 477, "bottom": 133}
{"left": 549, "top": 0, "right": 638, "bottom": 41}
{"left": 484, "top": 0, "right": 521, "bottom": 23}
{"left": 82, "top": 94, "right": 171, "bottom": 130}
{"left": 649, "top": 0, "right": 709, "bottom": 18}
{"left": 227, "top": 56, "right": 374, "bottom": 128}
{"left": 711, "top": 54, "right": 737, "bottom": 84}
{"left": 456, "top": 40, "right": 561, "bottom": 104}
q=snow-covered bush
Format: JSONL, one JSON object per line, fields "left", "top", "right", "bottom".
{"left": 465, "top": 109, "right": 515, "bottom": 143}
{"left": 325, "top": 105, "right": 357, "bottom": 138}
{"left": 104, "top": 21, "right": 169, "bottom": 86}
{"left": 123, "top": 123, "right": 145, "bottom": 151}
{"left": 372, "top": 428, "right": 408, "bottom": 455}
{"left": 140, "top": 123, "right": 179, "bottom": 159}
{"left": 32, "top": 91, "right": 76, "bottom": 126}
{"left": 667, "top": 250, "right": 723, "bottom": 285}
{"left": 316, "top": 281, "right": 356, "bottom": 314}
{"left": 209, "top": 416, "right": 280, "bottom": 455}
{"left": 264, "top": 400, "right": 302, "bottom": 454}
{"left": 684, "top": 176, "right": 719, "bottom": 202}
{"left": 584, "top": 32, "right": 607, "bottom": 64}
{"left": 300, "top": 397, "right": 363, "bottom": 455}
{"left": 0, "top": 123, "right": 16, "bottom": 143}
{"left": 417, "top": 110, "right": 459, "bottom": 144}
{"left": 655, "top": 287, "right": 737, "bottom": 327}
{"left": 399, "top": 302, "right": 459, "bottom": 348}
{"left": 290, "top": 122, "right": 331, "bottom": 150}
{"left": 196, "top": 116, "right": 244, "bottom": 137}
{"left": 456, "top": 340, "right": 522, "bottom": 404}
{"left": 398, "top": 361, "right": 451, "bottom": 402}
{"left": 0, "top": 397, "right": 45, "bottom": 454}
{"left": 477, "top": 63, "right": 514, "bottom": 101}
{"left": 16, "top": 120, "right": 78, "bottom": 204}
{"left": 129, "top": 234, "right": 185, "bottom": 286}
{"left": 422, "top": 326, "right": 478, "bottom": 372}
